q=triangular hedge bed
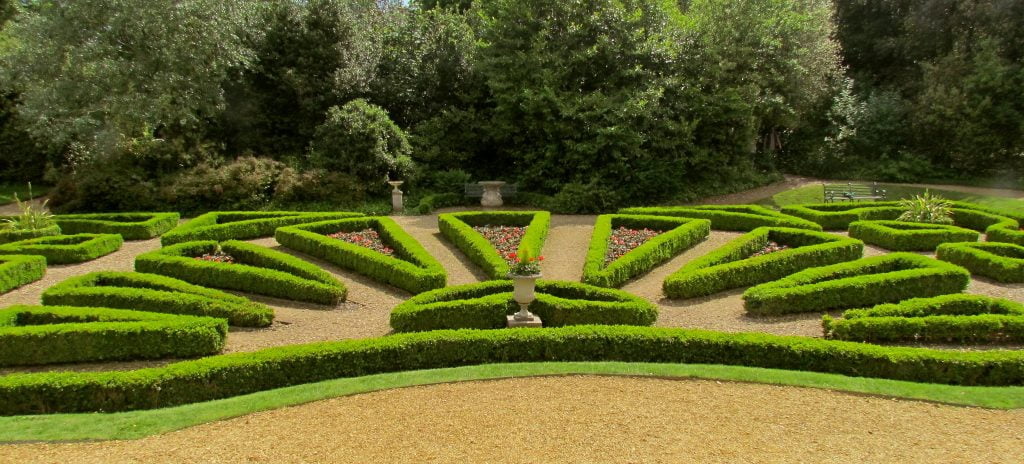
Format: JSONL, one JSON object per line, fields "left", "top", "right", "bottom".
{"left": 617, "top": 205, "right": 822, "bottom": 231}
{"left": 438, "top": 211, "right": 551, "bottom": 279}
{"left": 0, "top": 254, "right": 46, "bottom": 294}
{"left": 664, "top": 227, "right": 864, "bottom": 299}
{"left": 275, "top": 216, "right": 446, "bottom": 294}
{"left": 54, "top": 213, "right": 180, "bottom": 240}
{"left": 848, "top": 220, "right": 979, "bottom": 251}
{"left": 135, "top": 240, "right": 345, "bottom": 305}
{"left": 41, "top": 271, "right": 274, "bottom": 327}
{"left": 0, "top": 234, "right": 123, "bottom": 264}
{"left": 581, "top": 214, "right": 710, "bottom": 288}
{"left": 161, "top": 211, "right": 364, "bottom": 245}
{"left": 936, "top": 241, "right": 1024, "bottom": 283}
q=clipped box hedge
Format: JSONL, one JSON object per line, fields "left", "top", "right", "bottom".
{"left": 161, "top": 211, "right": 364, "bottom": 245}
{"left": 848, "top": 220, "right": 979, "bottom": 251}
{"left": 0, "top": 224, "right": 61, "bottom": 244}
{"left": 0, "top": 233, "right": 123, "bottom": 264}
{"left": 823, "top": 294, "right": 1024, "bottom": 343}
{"left": 41, "top": 271, "right": 274, "bottom": 327}
{"left": 664, "top": 227, "right": 864, "bottom": 299}
{"left": 0, "top": 254, "right": 46, "bottom": 294}
{"left": 438, "top": 211, "right": 551, "bottom": 279}
{"left": 0, "top": 305, "right": 226, "bottom": 367}
{"left": 54, "top": 213, "right": 180, "bottom": 240}
{"left": 987, "top": 223, "right": 1024, "bottom": 246}
{"left": 3, "top": 325, "right": 1024, "bottom": 415}
{"left": 618, "top": 205, "right": 822, "bottom": 231}
{"left": 135, "top": 240, "right": 345, "bottom": 305}
{"left": 275, "top": 217, "right": 446, "bottom": 294}
{"left": 936, "top": 242, "right": 1024, "bottom": 283}
{"left": 742, "top": 253, "right": 971, "bottom": 316}
{"left": 782, "top": 200, "right": 1021, "bottom": 233}
{"left": 581, "top": 214, "right": 710, "bottom": 288}
{"left": 390, "top": 280, "right": 658, "bottom": 332}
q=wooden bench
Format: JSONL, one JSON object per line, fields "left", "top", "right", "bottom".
{"left": 824, "top": 182, "right": 887, "bottom": 203}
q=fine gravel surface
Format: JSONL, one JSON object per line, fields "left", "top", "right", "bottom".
{"left": 6, "top": 376, "right": 1023, "bottom": 463}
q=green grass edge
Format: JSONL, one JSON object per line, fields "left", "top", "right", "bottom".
{"left": 3, "top": 361, "right": 1021, "bottom": 443}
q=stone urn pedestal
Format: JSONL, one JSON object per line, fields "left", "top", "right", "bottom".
{"left": 507, "top": 273, "right": 542, "bottom": 328}
{"left": 479, "top": 181, "right": 506, "bottom": 208}
{"left": 388, "top": 181, "right": 404, "bottom": 212}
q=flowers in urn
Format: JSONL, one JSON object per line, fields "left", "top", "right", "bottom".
{"left": 507, "top": 251, "right": 543, "bottom": 277}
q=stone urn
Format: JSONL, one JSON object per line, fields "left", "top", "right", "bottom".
{"left": 388, "top": 181, "right": 404, "bottom": 212}
{"left": 509, "top": 273, "right": 541, "bottom": 323}
{"left": 478, "top": 181, "right": 506, "bottom": 208}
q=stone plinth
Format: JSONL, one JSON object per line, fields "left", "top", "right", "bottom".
{"left": 507, "top": 315, "right": 543, "bottom": 328}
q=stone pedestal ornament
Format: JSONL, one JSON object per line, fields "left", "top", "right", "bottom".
{"left": 507, "top": 273, "right": 542, "bottom": 328}
{"left": 388, "top": 181, "right": 404, "bottom": 212}
{"left": 479, "top": 181, "right": 506, "bottom": 208}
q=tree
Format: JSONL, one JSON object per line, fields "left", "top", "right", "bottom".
{"left": 308, "top": 99, "right": 413, "bottom": 191}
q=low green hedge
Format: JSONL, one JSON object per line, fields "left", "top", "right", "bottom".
{"left": 0, "top": 234, "right": 123, "bottom": 264}
{"left": 936, "top": 242, "right": 1024, "bottom": 283}
{"left": 781, "top": 201, "right": 1022, "bottom": 233}
{"left": 823, "top": 295, "right": 1024, "bottom": 343}
{"left": 41, "top": 271, "right": 274, "bottom": 327}
{"left": 848, "top": 220, "right": 979, "bottom": 251}
{"left": 664, "top": 227, "right": 864, "bottom": 299}
{"left": 161, "top": 211, "right": 364, "bottom": 245}
{"left": 987, "top": 223, "right": 1024, "bottom": 246}
{"left": 135, "top": 240, "right": 345, "bottom": 305}
{"left": 742, "top": 253, "right": 971, "bottom": 316}
{"left": 0, "top": 305, "right": 226, "bottom": 367}
{"left": 4, "top": 325, "right": 1024, "bottom": 415}
{"left": 275, "top": 217, "right": 446, "bottom": 294}
{"left": 581, "top": 214, "right": 710, "bottom": 288}
{"left": 618, "top": 205, "right": 822, "bottom": 231}
{"left": 416, "top": 193, "right": 466, "bottom": 214}
{"left": 438, "top": 211, "right": 551, "bottom": 279}
{"left": 0, "top": 224, "right": 61, "bottom": 244}
{"left": 0, "top": 254, "right": 46, "bottom": 294}
{"left": 54, "top": 213, "right": 180, "bottom": 240}
{"left": 390, "top": 280, "right": 658, "bottom": 332}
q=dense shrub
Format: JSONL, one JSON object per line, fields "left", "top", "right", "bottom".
{"left": 0, "top": 234, "right": 123, "bottom": 264}
{"left": 157, "top": 157, "right": 288, "bottom": 214}
{"left": 823, "top": 295, "right": 1024, "bottom": 344}
{"left": 0, "top": 305, "right": 226, "bottom": 367}
{"left": 665, "top": 228, "right": 864, "bottom": 299}
{"left": 41, "top": 272, "right": 273, "bottom": 327}
{"left": 936, "top": 242, "right": 1024, "bottom": 283}
{"left": 743, "top": 253, "right": 971, "bottom": 316}
{"left": 438, "top": 211, "right": 551, "bottom": 279}
{"left": 3, "top": 325, "right": 1024, "bottom": 415}
{"left": 53, "top": 213, "right": 180, "bottom": 240}
{"left": 0, "top": 254, "right": 46, "bottom": 294}
{"left": 275, "top": 217, "right": 446, "bottom": 294}
{"left": 618, "top": 205, "right": 821, "bottom": 231}
{"left": 415, "top": 193, "right": 466, "bottom": 214}
{"left": 135, "top": 240, "right": 346, "bottom": 305}
{"left": 848, "top": 220, "right": 979, "bottom": 251}
{"left": 390, "top": 280, "right": 658, "bottom": 332}
{"left": 161, "top": 211, "right": 363, "bottom": 246}
{"left": 582, "top": 215, "right": 711, "bottom": 288}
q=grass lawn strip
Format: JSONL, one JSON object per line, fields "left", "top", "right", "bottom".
{"left": 581, "top": 214, "right": 710, "bottom": 288}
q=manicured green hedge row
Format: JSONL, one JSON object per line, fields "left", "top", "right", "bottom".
{"left": 0, "top": 255, "right": 46, "bottom": 294}
{"left": 936, "top": 242, "right": 1024, "bottom": 283}
{"left": 416, "top": 193, "right": 465, "bottom": 214}
{"left": 54, "top": 213, "right": 180, "bottom": 240}
{"left": 0, "top": 305, "right": 226, "bottom": 367}
{"left": 161, "top": 211, "right": 364, "bottom": 245}
{"left": 41, "top": 271, "right": 274, "bottom": 327}
{"left": 823, "top": 295, "right": 1024, "bottom": 343}
{"left": 742, "top": 253, "right": 971, "bottom": 316}
{"left": 664, "top": 227, "right": 864, "bottom": 299}
{"left": 438, "top": 211, "right": 551, "bottom": 279}
{"left": 276, "top": 217, "right": 446, "bottom": 294}
{"left": 390, "top": 280, "right": 658, "bottom": 332}
{"left": 3, "top": 325, "right": 1024, "bottom": 415}
{"left": 0, "top": 224, "right": 61, "bottom": 245}
{"left": 987, "top": 223, "right": 1024, "bottom": 246}
{"left": 848, "top": 220, "right": 979, "bottom": 251}
{"left": 618, "top": 205, "right": 822, "bottom": 231}
{"left": 0, "top": 234, "right": 123, "bottom": 264}
{"left": 135, "top": 240, "right": 345, "bottom": 305}
{"left": 781, "top": 201, "right": 1022, "bottom": 233}
{"left": 581, "top": 214, "right": 710, "bottom": 288}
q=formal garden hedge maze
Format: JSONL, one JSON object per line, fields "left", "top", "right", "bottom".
{"left": 936, "top": 242, "right": 1024, "bottom": 283}
{"left": 0, "top": 254, "right": 46, "bottom": 294}
{"left": 618, "top": 205, "right": 822, "bottom": 231}
{"left": 53, "top": 213, "right": 180, "bottom": 240}
{"left": 0, "top": 224, "right": 61, "bottom": 245}
{"left": 160, "top": 211, "right": 364, "bottom": 245}
{"left": 581, "top": 214, "right": 710, "bottom": 288}
{"left": 782, "top": 201, "right": 1023, "bottom": 235}
{"left": 0, "top": 233, "right": 123, "bottom": 264}
{"left": 136, "top": 240, "right": 346, "bottom": 305}
{"left": 848, "top": 220, "right": 979, "bottom": 251}
{"left": 276, "top": 217, "right": 446, "bottom": 294}
{"left": 438, "top": 211, "right": 551, "bottom": 279}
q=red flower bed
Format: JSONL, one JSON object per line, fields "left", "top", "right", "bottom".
{"left": 195, "top": 250, "right": 235, "bottom": 264}
{"left": 328, "top": 228, "right": 394, "bottom": 256}
{"left": 751, "top": 241, "right": 789, "bottom": 257}
{"left": 473, "top": 225, "right": 527, "bottom": 263}
{"left": 605, "top": 226, "right": 662, "bottom": 265}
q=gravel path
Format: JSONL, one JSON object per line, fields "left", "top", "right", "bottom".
{"left": 6, "top": 376, "right": 1023, "bottom": 463}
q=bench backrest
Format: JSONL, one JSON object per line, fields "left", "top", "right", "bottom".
{"left": 824, "top": 182, "right": 886, "bottom": 201}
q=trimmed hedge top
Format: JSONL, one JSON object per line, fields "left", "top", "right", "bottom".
{"left": 0, "top": 224, "right": 61, "bottom": 245}
{"left": 41, "top": 271, "right": 275, "bottom": 327}
{"left": 618, "top": 205, "right": 822, "bottom": 231}
{"left": 390, "top": 279, "right": 658, "bottom": 332}
{"left": 581, "top": 214, "right": 710, "bottom": 288}
{"left": 0, "top": 305, "right": 227, "bottom": 367}
{"left": 54, "top": 213, "right": 180, "bottom": 240}
{"left": 781, "top": 200, "right": 1021, "bottom": 234}
{"left": 161, "top": 211, "right": 364, "bottom": 245}
{"left": 438, "top": 211, "right": 551, "bottom": 279}
{"left": 0, "top": 254, "right": 46, "bottom": 294}
{"left": 743, "top": 253, "right": 971, "bottom": 315}
{"left": 664, "top": 227, "right": 864, "bottom": 299}
{"left": 0, "top": 233, "right": 123, "bottom": 264}
{"left": 136, "top": 240, "right": 346, "bottom": 305}
{"left": 848, "top": 220, "right": 979, "bottom": 251}
{"left": 936, "top": 241, "right": 1024, "bottom": 283}
{"left": 276, "top": 216, "right": 446, "bottom": 294}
